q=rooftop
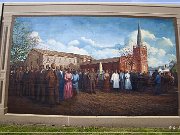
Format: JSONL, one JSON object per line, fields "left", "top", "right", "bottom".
{"left": 32, "top": 48, "right": 93, "bottom": 59}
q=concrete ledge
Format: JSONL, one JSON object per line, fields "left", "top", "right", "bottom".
{"left": 0, "top": 114, "right": 179, "bottom": 127}
{"left": 0, "top": 114, "right": 69, "bottom": 126}
{"left": 68, "top": 116, "right": 180, "bottom": 127}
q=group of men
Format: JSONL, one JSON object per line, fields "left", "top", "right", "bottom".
{"left": 9, "top": 64, "right": 177, "bottom": 106}
{"left": 109, "top": 69, "right": 176, "bottom": 95}
{"left": 78, "top": 68, "right": 177, "bottom": 95}
{"left": 152, "top": 70, "right": 176, "bottom": 95}
{"left": 10, "top": 63, "right": 67, "bottom": 106}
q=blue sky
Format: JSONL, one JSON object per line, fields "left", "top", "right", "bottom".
{"left": 15, "top": 16, "right": 176, "bottom": 68}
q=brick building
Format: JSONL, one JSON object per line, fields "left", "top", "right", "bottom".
{"left": 80, "top": 57, "right": 120, "bottom": 72}
{"left": 25, "top": 48, "right": 93, "bottom": 69}
{"left": 80, "top": 24, "right": 148, "bottom": 73}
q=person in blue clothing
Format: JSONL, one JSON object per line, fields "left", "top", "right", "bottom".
{"left": 72, "top": 70, "right": 80, "bottom": 95}
{"left": 154, "top": 71, "right": 161, "bottom": 95}
{"left": 57, "top": 66, "right": 65, "bottom": 101}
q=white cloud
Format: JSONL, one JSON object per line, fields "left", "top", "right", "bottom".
{"left": 159, "top": 49, "right": 166, "bottom": 57}
{"left": 80, "top": 37, "right": 96, "bottom": 46}
{"left": 92, "top": 48, "right": 119, "bottom": 59}
{"left": 167, "top": 54, "right": 176, "bottom": 61}
{"left": 36, "top": 39, "right": 89, "bottom": 56}
{"left": 145, "top": 43, "right": 166, "bottom": 57}
{"left": 148, "top": 57, "right": 164, "bottom": 68}
{"left": 34, "top": 28, "right": 176, "bottom": 68}
{"left": 30, "top": 31, "right": 39, "bottom": 37}
{"left": 120, "top": 36, "right": 168, "bottom": 67}
{"left": 66, "top": 46, "right": 89, "bottom": 55}
{"left": 126, "top": 29, "right": 156, "bottom": 45}
{"left": 156, "top": 37, "right": 174, "bottom": 47}
{"left": 68, "top": 40, "right": 80, "bottom": 46}
{"left": 141, "top": 30, "right": 156, "bottom": 40}
{"left": 28, "top": 31, "right": 42, "bottom": 43}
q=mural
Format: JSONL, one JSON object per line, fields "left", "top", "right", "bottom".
{"left": 8, "top": 16, "right": 178, "bottom": 116}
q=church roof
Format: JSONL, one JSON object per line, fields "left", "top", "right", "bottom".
{"left": 32, "top": 48, "right": 93, "bottom": 59}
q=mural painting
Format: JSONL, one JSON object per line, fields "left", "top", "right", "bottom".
{"left": 8, "top": 16, "right": 178, "bottom": 116}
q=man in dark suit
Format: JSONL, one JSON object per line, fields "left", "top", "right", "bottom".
{"left": 44, "top": 64, "right": 50, "bottom": 103}
{"left": 23, "top": 66, "right": 30, "bottom": 96}
{"left": 58, "top": 66, "right": 65, "bottom": 101}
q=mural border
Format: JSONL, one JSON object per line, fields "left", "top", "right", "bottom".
{"left": 0, "top": 2, "right": 180, "bottom": 127}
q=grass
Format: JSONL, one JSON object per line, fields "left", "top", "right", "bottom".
{"left": 0, "top": 125, "right": 180, "bottom": 134}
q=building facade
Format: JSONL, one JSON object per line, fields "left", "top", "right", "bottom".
{"left": 80, "top": 24, "right": 148, "bottom": 73}
{"left": 80, "top": 57, "right": 120, "bottom": 72}
{"left": 25, "top": 49, "right": 93, "bottom": 69}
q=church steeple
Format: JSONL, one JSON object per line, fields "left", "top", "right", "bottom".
{"left": 137, "top": 22, "right": 142, "bottom": 46}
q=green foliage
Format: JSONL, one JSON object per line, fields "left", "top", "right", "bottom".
{"left": 11, "top": 18, "right": 40, "bottom": 65}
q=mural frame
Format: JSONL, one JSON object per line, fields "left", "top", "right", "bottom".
{"left": 0, "top": 2, "right": 180, "bottom": 127}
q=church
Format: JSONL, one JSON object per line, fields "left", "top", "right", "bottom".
{"left": 80, "top": 24, "right": 148, "bottom": 73}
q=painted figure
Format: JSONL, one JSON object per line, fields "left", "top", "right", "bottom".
{"left": 15, "top": 66, "right": 24, "bottom": 96}
{"left": 103, "top": 70, "right": 110, "bottom": 92}
{"left": 23, "top": 66, "right": 30, "bottom": 96}
{"left": 154, "top": 72, "right": 161, "bottom": 95}
{"left": 82, "top": 69, "right": 89, "bottom": 92}
{"left": 29, "top": 66, "right": 36, "bottom": 99}
{"left": 111, "top": 70, "right": 120, "bottom": 90}
{"left": 78, "top": 70, "right": 83, "bottom": 91}
{"left": 64, "top": 68, "right": 73, "bottom": 100}
{"left": 46, "top": 63, "right": 59, "bottom": 105}
{"left": 88, "top": 68, "right": 97, "bottom": 94}
{"left": 44, "top": 64, "right": 50, "bottom": 103}
{"left": 37, "top": 65, "right": 46, "bottom": 103}
{"left": 124, "top": 71, "right": 132, "bottom": 91}
{"left": 130, "top": 70, "right": 138, "bottom": 91}
{"left": 57, "top": 66, "right": 65, "bottom": 101}
{"left": 72, "top": 71, "right": 80, "bottom": 95}
{"left": 119, "top": 70, "right": 125, "bottom": 90}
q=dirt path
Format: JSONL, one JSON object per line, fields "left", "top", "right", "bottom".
{"left": 7, "top": 89, "right": 178, "bottom": 116}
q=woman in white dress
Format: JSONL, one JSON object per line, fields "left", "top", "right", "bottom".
{"left": 111, "top": 70, "right": 120, "bottom": 90}
{"left": 124, "top": 71, "right": 132, "bottom": 91}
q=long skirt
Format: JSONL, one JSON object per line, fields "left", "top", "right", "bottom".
{"left": 125, "top": 79, "right": 132, "bottom": 90}
{"left": 64, "top": 81, "right": 73, "bottom": 100}
{"left": 104, "top": 79, "right": 110, "bottom": 92}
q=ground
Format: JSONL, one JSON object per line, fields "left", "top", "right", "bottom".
{"left": 7, "top": 87, "right": 178, "bottom": 116}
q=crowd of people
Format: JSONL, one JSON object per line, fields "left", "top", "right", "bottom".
{"left": 9, "top": 63, "right": 178, "bottom": 106}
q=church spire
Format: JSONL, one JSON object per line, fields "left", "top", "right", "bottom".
{"left": 137, "top": 22, "right": 142, "bottom": 46}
